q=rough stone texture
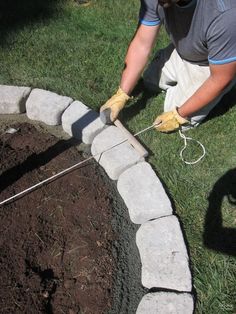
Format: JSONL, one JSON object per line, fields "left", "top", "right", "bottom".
{"left": 136, "top": 292, "right": 194, "bottom": 314}
{"left": 136, "top": 216, "right": 192, "bottom": 291}
{"left": 0, "top": 85, "right": 31, "bottom": 114}
{"left": 26, "top": 89, "right": 72, "bottom": 125}
{"left": 91, "top": 126, "right": 144, "bottom": 180}
{"left": 61, "top": 101, "right": 106, "bottom": 144}
{"left": 0, "top": 86, "right": 195, "bottom": 312}
{"left": 117, "top": 162, "right": 172, "bottom": 224}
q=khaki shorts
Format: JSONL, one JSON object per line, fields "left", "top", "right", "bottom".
{"left": 143, "top": 44, "right": 236, "bottom": 127}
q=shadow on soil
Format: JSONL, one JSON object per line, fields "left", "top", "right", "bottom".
{"left": 0, "top": 109, "right": 98, "bottom": 195}
{"left": 203, "top": 168, "right": 236, "bottom": 256}
{"left": 0, "top": 117, "right": 146, "bottom": 313}
{"left": 0, "top": 0, "right": 64, "bottom": 45}
{"left": 105, "top": 176, "right": 147, "bottom": 314}
{"left": 0, "top": 137, "right": 80, "bottom": 194}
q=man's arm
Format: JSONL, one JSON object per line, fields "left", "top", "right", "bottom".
{"left": 120, "top": 23, "right": 160, "bottom": 95}
{"left": 155, "top": 61, "right": 236, "bottom": 132}
{"left": 100, "top": 23, "right": 160, "bottom": 122}
{"left": 178, "top": 61, "right": 236, "bottom": 118}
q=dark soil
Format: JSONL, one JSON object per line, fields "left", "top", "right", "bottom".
{"left": 0, "top": 123, "right": 116, "bottom": 314}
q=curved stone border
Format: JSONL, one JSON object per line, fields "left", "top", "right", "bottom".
{"left": 0, "top": 85, "right": 194, "bottom": 313}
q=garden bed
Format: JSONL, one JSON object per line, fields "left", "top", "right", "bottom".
{"left": 0, "top": 123, "right": 116, "bottom": 314}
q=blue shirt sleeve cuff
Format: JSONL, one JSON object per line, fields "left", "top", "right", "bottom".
{"left": 139, "top": 19, "right": 161, "bottom": 26}
{"left": 209, "top": 56, "right": 236, "bottom": 65}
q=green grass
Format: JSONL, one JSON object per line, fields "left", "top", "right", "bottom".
{"left": 0, "top": 0, "right": 236, "bottom": 313}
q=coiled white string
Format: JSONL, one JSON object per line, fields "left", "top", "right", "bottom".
{"left": 178, "top": 130, "right": 206, "bottom": 165}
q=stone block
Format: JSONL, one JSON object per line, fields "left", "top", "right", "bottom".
{"left": 62, "top": 101, "right": 106, "bottom": 144}
{"left": 0, "top": 85, "right": 31, "bottom": 114}
{"left": 136, "top": 292, "right": 194, "bottom": 314}
{"left": 26, "top": 88, "right": 72, "bottom": 125}
{"left": 117, "top": 162, "right": 172, "bottom": 224}
{"left": 136, "top": 216, "right": 192, "bottom": 291}
{"left": 91, "top": 126, "right": 144, "bottom": 180}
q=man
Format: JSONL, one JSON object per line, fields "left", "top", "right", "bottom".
{"left": 100, "top": 0, "right": 236, "bottom": 132}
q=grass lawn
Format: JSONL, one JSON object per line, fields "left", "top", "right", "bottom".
{"left": 0, "top": 0, "right": 236, "bottom": 312}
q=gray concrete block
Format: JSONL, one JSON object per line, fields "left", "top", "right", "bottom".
{"left": 61, "top": 101, "right": 106, "bottom": 144}
{"left": 0, "top": 85, "right": 31, "bottom": 114}
{"left": 91, "top": 126, "right": 144, "bottom": 180}
{"left": 136, "top": 292, "right": 194, "bottom": 314}
{"left": 26, "top": 88, "right": 72, "bottom": 125}
{"left": 136, "top": 216, "right": 192, "bottom": 291}
{"left": 117, "top": 162, "right": 172, "bottom": 224}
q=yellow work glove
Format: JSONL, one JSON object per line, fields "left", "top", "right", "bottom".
{"left": 154, "top": 108, "right": 189, "bottom": 133}
{"left": 100, "top": 87, "right": 131, "bottom": 122}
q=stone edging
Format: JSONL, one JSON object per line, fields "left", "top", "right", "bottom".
{"left": 0, "top": 85, "right": 194, "bottom": 313}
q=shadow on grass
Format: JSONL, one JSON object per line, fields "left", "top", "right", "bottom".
{"left": 0, "top": 0, "right": 64, "bottom": 45}
{"left": 123, "top": 79, "right": 158, "bottom": 123}
{"left": 203, "top": 85, "right": 236, "bottom": 123}
{"left": 203, "top": 168, "right": 236, "bottom": 256}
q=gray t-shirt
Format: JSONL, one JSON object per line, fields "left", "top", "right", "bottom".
{"left": 139, "top": 0, "right": 236, "bottom": 65}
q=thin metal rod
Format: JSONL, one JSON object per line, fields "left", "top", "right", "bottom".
{"left": 0, "top": 156, "right": 95, "bottom": 206}
{"left": 134, "top": 123, "right": 157, "bottom": 136}
{"left": 0, "top": 122, "right": 159, "bottom": 206}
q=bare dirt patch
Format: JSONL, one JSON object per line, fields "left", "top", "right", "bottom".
{"left": 0, "top": 123, "right": 116, "bottom": 314}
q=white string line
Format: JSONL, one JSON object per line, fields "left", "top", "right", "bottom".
{"left": 0, "top": 123, "right": 160, "bottom": 206}
{"left": 0, "top": 122, "right": 206, "bottom": 206}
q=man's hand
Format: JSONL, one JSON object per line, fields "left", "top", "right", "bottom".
{"left": 154, "top": 108, "right": 189, "bottom": 132}
{"left": 100, "top": 87, "right": 130, "bottom": 122}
